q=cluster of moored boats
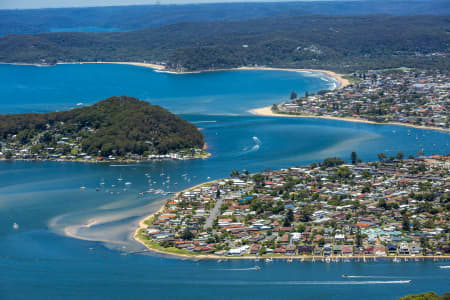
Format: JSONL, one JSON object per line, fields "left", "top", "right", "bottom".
{"left": 78, "top": 169, "right": 205, "bottom": 197}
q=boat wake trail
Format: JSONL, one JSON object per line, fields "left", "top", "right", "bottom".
{"left": 109, "top": 164, "right": 139, "bottom": 167}
{"left": 192, "top": 121, "right": 217, "bottom": 124}
{"left": 176, "top": 280, "right": 411, "bottom": 286}
{"left": 343, "top": 275, "right": 404, "bottom": 279}
{"left": 251, "top": 136, "right": 262, "bottom": 151}
{"left": 241, "top": 136, "right": 262, "bottom": 154}
{"left": 213, "top": 267, "right": 261, "bottom": 271}
{"left": 269, "top": 280, "right": 412, "bottom": 285}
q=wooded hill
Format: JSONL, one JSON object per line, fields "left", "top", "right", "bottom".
{"left": 0, "top": 15, "right": 448, "bottom": 73}
{"left": 0, "top": 96, "right": 204, "bottom": 156}
{"left": 1, "top": 0, "right": 448, "bottom": 35}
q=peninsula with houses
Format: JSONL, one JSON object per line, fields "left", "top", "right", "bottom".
{"left": 257, "top": 69, "right": 449, "bottom": 132}
{"left": 136, "top": 153, "right": 449, "bottom": 260}
{"left": 0, "top": 96, "right": 209, "bottom": 162}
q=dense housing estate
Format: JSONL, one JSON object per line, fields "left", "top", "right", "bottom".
{"left": 138, "top": 154, "right": 450, "bottom": 258}
{"left": 274, "top": 69, "right": 449, "bottom": 130}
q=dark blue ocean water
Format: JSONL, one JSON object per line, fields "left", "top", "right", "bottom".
{"left": 49, "top": 27, "right": 126, "bottom": 33}
{"left": 0, "top": 64, "right": 448, "bottom": 299}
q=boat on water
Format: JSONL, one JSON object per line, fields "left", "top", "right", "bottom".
{"left": 265, "top": 258, "right": 273, "bottom": 263}
{"left": 342, "top": 274, "right": 349, "bottom": 278}
{"left": 80, "top": 186, "right": 86, "bottom": 190}
{"left": 439, "top": 266, "right": 450, "bottom": 269}
{"left": 254, "top": 266, "right": 261, "bottom": 270}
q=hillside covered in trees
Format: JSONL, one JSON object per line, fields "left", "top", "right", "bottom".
{"left": 1, "top": 0, "right": 448, "bottom": 35}
{"left": 397, "top": 291, "right": 450, "bottom": 300}
{"left": 0, "top": 15, "right": 448, "bottom": 73}
{"left": 0, "top": 96, "right": 205, "bottom": 159}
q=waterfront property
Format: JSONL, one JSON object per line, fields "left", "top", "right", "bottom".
{"left": 274, "top": 69, "right": 449, "bottom": 131}
{"left": 137, "top": 155, "right": 450, "bottom": 258}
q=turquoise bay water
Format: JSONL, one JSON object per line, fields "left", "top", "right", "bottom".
{"left": 0, "top": 63, "right": 331, "bottom": 114}
{"left": 0, "top": 64, "right": 449, "bottom": 299}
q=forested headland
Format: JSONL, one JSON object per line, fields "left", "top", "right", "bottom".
{"left": 0, "top": 15, "right": 448, "bottom": 73}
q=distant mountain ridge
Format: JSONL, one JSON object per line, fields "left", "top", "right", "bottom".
{"left": 0, "top": 0, "right": 449, "bottom": 35}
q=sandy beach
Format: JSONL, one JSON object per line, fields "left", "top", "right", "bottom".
{"left": 248, "top": 106, "right": 450, "bottom": 132}
{"left": 54, "top": 62, "right": 349, "bottom": 88}
{"left": 236, "top": 66, "right": 350, "bottom": 89}
{"left": 134, "top": 179, "right": 222, "bottom": 257}
{"left": 56, "top": 61, "right": 166, "bottom": 71}
{"left": 55, "top": 61, "right": 449, "bottom": 133}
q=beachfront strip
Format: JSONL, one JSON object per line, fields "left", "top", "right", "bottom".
{"left": 137, "top": 155, "right": 449, "bottom": 258}
{"left": 274, "top": 69, "right": 449, "bottom": 130}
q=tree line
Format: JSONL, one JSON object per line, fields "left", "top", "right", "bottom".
{"left": 0, "top": 15, "right": 448, "bottom": 73}
{"left": 0, "top": 96, "right": 204, "bottom": 156}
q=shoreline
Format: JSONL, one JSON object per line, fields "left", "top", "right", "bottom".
{"left": 27, "top": 60, "right": 447, "bottom": 133}
{"left": 0, "top": 153, "right": 211, "bottom": 164}
{"left": 248, "top": 106, "right": 450, "bottom": 133}
{"left": 134, "top": 180, "right": 449, "bottom": 261}
{"left": 1, "top": 61, "right": 349, "bottom": 89}
{"left": 133, "top": 179, "right": 222, "bottom": 258}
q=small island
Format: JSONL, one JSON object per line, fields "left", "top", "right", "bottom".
{"left": 0, "top": 96, "right": 209, "bottom": 162}
{"left": 135, "top": 153, "right": 449, "bottom": 260}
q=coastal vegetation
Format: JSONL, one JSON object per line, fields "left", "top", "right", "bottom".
{"left": 0, "top": 15, "right": 448, "bottom": 73}
{"left": 398, "top": 291, "right": 450, "bottom": 300}
{"left": 0, "top": 96, "right": 206, "bottom": 161}
{"left": 1, "top": 0, "right": 448, "bottom": 35}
